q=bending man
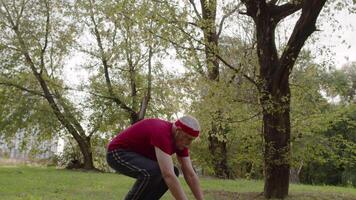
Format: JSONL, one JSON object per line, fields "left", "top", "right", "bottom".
{"left": 106, "top": 115, "right": 204, "bottom": 200}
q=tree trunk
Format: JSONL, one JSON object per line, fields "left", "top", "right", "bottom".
{"left": 81, "top": 137, "right": 94, "bottom": 170}
{"left": 200, "top": 0, "right": 231, "bottom": 179}
{"left": 249, "top": 2, "right": 291, "bottom": 197}
{"left": 208, "top": 118, "right": 230, "bottom": 178}
{"left": 260, "top": 84, "right": 291, "bottom": 198}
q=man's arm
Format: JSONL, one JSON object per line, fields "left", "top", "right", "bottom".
{"left": 155, "top": 147, "right": 188, "bottom": 200}
{"left": 177, "top": 156, "right": 204, "bottom": 200}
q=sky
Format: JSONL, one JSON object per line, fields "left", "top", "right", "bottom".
{"left": 314, "top": 9, "right": 356, "bottom": 68}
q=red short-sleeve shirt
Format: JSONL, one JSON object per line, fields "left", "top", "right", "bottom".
{"left": 107, "top": 118, "right": 189, "bottom": 161}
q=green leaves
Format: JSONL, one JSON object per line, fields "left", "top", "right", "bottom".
{"left": 322, "top": 62, "right": 356, "bottom": 103}
{"left": 0, "top": 73, "right": 60, "bottom": 143}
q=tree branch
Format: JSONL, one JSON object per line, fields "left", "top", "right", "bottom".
{"left": 0, "top": 81, "right": 45, "bottom": 97}
{"left": 189, "top": 0, "right": 202, "bottom": 19}
{"left": 40, "top": 0, "right": 50, "bottom": 75}
{"left": 268, "top": 0, "right": 279, "bottom": 5}
{"left": 15, "top": 0, "right": 27, "bottom": 26}
{"left": 53, "top": 89, "right": 87, "bottom": 137}
{"left": 271, "top": 2, "right": 303, "bottom": 23}
{"left": 217, "top": 4, "right": 241, "bottom": 39}
{"left": 228, "top": 112, "right": 261, "bottom": 123}
{"left": 214, "top": 53, "right": 258, "bottom": 87}
{"left": 87, "top": 0, "right": 135, "bottom": 116}
{"left": 240, "top": 0, "right": 259, "bottom": 18}
{"left": 0, "top": 0, "right": 17, "bottom": 28}
{"left": 278, "top": 0, "right": 327, "bottom": 84}
{"left": 138, "top": 44, "right": 153, "bottom": 120}
{"left": 88, "top": 90, "right": 136, "bottom": 115}
{"left": 88, "top": 106, "right": 107, "bottom": 138}
{"left": 0, "top": 43, "right": 20, "bottom": 52}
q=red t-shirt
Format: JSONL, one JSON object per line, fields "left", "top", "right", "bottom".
{"left": 107, "top": 118, "right": 189, "bottom": 161}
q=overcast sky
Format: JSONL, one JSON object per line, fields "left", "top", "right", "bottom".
{"left": 314, "top": 10, "right": 356, "bottom": 68}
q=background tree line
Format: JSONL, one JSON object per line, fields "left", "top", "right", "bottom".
{"left": 1, "top": 0, "right": 355, "bottom": 199}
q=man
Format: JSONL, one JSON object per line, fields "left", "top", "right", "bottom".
{"left": 106, "top": 115, "right": 204, "bottom": 200}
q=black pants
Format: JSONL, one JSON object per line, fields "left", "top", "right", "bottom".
{"left": 107, "top": 149, "right": 179, "bottom": 200}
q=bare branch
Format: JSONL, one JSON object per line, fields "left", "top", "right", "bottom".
{"left": 189, "top": 0, "right": 202, "bottom": 19}
{"left": 0, "top": 0, "right": 16, "bottom": 28}
{"left": 15, "top": 0, "right": 27, "bottom": 27}
{"left": 214, "top": 53, "right": 258, "bottom": 87}
{"left": 111, "top": 21, "right": 118, "bottom": 52}
{"left": 151, "top": 29, "right": 203, "bottom": 51}
{"left": 40, "top": 0, "right": 50, "bottom": 74}
{"left": 229, "top": 112, "right": 261, "bottom": 123}
{"left": 217, "top": 4, "right": 241, "bottom": 39}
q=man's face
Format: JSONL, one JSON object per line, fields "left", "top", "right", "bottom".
{"left": 175, "top": 129, "right": 196, "bottom": 150}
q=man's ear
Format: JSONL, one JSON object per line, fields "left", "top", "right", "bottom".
{"left": 175, "top": 127, "right": 184, "bottom": 137}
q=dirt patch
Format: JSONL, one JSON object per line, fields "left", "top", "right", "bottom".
{"left": 204, "top": 190, "right": 263, "bottom": 200}
{"left": 204, "top": 190, "right": 356, "bottom": 200}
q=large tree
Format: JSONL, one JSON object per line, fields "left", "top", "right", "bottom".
{"left": 239, "top": 0, "right": 327, "bottom": 198}
{"left": 160, "top": 0, "right": 338, "bottom": 198}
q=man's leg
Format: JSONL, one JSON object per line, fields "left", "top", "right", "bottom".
{"left": 142, "top": 166, "right": 180, "bottom": 199}
{"left": 107, "top": 149, "right": 178, "bottom": 200}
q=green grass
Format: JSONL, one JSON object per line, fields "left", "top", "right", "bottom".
{"left": 0, "top": 166, "right": 355, "bottom": 200}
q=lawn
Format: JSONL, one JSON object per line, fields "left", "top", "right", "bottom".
{"left": 0, "top": 166, "right": 355, "bottom": 200}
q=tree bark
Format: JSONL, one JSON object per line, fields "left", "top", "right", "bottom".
{"left": 208, "top": 112, "right": 231, "bottom": 178}
{"left": 260, "top": 85, "right": 291, "bottom": 198}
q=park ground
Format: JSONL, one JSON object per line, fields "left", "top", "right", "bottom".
{"left": 0, "top": 166, "right": 355, "bottom": 200}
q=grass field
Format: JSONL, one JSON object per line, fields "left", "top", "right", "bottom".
{"left": 0, "top": 166, "right": 355, "bottom": 200}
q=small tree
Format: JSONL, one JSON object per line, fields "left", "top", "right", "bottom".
{"left": 0, "top": 0, "right": 95, "bottom": 169}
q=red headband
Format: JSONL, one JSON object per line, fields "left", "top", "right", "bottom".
{"left": 175, "top": 120, "right": 200, "bottom": 137}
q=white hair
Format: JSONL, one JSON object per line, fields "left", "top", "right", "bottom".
{"left": 177, "top": 115, "right": 201, "bottom": 132}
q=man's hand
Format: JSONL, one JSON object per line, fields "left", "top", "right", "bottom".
{"left": 178, "top": 156, "right": 204, "bottom": 200}
{"left": 155, "top": 147, "right": 188, "bottom": 200}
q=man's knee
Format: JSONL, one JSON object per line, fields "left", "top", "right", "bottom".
{"left": 143, "top": 164, "right": 179, "bottom": 178}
